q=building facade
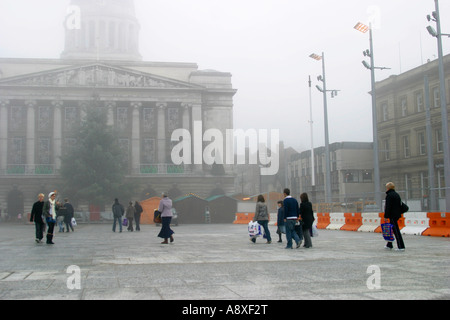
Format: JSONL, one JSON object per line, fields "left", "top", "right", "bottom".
{"left": 289, "top": 142, "right": 374, "bottom": 208}
{"left": 0, "top": 0, "right": 236, "bottom": 216}
{"left": 375, "top": 54, "right": 450, "bottom": 211}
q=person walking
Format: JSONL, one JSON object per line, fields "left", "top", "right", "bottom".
{"left": 42, "top": 192, "right": 58, "bottom": 244}
{"left": 158, "top": 192, "right": 174, "bottom": 244}
{"left": 283, "top": 188, "right": 301, "bottom": 249}
{"left": 64, "top": 198, "right": 74, "bottom": 232}
{"left": 299, "top": 193, "right": 314, "bottom": 248}
{"left": 251, "top": 195, "right": 271, "bottom": 244}
{"left": 126, "top": 201, "right": 135, "bottom": 232}
{"left": 30, "top": 193, "right": 45, "bottom": 243}
{"left": 134, "top": 201, "right": 143, "bottom": 231}
{"left": 276, "top": 201, "right": 285, "bottom": 243}
{"left": 384, "top": 182, "right": 406, "bottom": 251}
{"left": 112, "top": 198, "right": 124, "bottom": 233}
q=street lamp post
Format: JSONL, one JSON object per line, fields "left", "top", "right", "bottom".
{"left": 310, "top": 53, "right": 340, "bottom": 204}
{"left": 354, "top": 22, "right": 390, "bottom": 212}
{"left": 427, "top": 0, "right": 450, "bottom": 211}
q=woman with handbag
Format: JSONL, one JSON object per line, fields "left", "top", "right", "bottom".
{"left": 384, "top": 182, "right": 405, "bottom": 251}
{"left": 158, "top": 192, "right": 174, "bottom": 244}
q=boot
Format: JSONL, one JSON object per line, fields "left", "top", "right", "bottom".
{"left": 46, "top": 234, "right": 54, "bottom": 244}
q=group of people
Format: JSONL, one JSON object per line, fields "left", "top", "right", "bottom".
{"left": 112, "top": 192, "right": 175, "bottom": 244}
{"left": 29, "top": 192, "right": 75, "bottom": 245}
{"left": 112, "top": 199, "right": 143, "bottom": 232}
{"left": 252, "top": 188, "right": 315, "bottom": 249}
{"left": 251, "top": 182, "right": 406, "bottom": 251}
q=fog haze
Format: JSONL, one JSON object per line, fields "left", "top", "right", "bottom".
{"left": 1, "top": 0, "right": 449, "bottom": 152}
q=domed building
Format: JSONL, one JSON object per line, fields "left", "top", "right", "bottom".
{"left": 0, "top": 0, "right": 236, "bottom": 217}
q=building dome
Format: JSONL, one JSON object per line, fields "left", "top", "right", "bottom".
{"left": 61, "top": 0, "right": 142, "bottom": 61}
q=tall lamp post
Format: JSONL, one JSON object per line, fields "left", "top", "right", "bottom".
{"left": 354, "top": 22, "right": 390, "bottom": 211}
{"left": 426, "top": 0, "right": 450, "bottom": 211}
{"left": 310, "top": 53, "right": 340, "bottom": 204}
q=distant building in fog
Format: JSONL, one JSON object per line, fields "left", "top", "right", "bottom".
{"left": 375, "top": 54, "right": 450, "bottom": 211}
{"left": 0, "top": 0, "right": 236, "bottom": 215}
{"left": 288, "top": 142, "right": 374, "bottom": 205}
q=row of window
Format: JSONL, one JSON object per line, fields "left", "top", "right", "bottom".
{"left": 7, "top": 105, "right": 183, "bottom": 134}
{"left": 380, "top": 87, "right": 441, "bottom": 121}
{"left": 382, "top": 128, "right": 443, "bottom": 161}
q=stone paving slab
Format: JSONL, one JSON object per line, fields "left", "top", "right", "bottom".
{"left": 0, "top": 223, "right": 449, "bottom": 301}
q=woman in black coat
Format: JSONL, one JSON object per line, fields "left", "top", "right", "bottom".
{"left": 384, "top": 182, "right": 405, "bottom": 250}
{"left": 299, "top": 193, "right": 314, "bottom": 248}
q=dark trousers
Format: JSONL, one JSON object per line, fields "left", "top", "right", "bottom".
{"left": 127, "top": 217, "right": 134, "bottom": 231}
{"left": 35, "top": 222, "right": 45, "bottom": 241}
{"left": 65, "top": 221, "right": 74, "bottom": 232}
{"left": 386, "top": 218, "right": 405, "bottom": 249}
{"left": 46, "top": 220, "right": 55, "bottom": 244}
{"left": 134, "top": 213, "right": 141, "bottom": 231}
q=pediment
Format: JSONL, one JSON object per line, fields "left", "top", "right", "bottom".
{"left": 0, "top": 63, "right": 202, "bottom": 89}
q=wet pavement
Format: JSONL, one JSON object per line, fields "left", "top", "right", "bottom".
{"left": 0, "top": 222, "right": 449, "bottom": 300}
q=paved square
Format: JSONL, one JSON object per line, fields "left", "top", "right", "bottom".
{"left": 0, "top": 223, "right": 449, "bottom": 300}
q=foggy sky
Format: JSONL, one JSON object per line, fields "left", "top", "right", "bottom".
{"left": 0, "top": 0, "right": 449, "bottom": 152}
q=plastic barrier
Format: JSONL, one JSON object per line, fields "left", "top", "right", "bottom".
{"left": 233, "top": 213, "right": 254, "bottom": 224}
{"left": 401, "top": 212, "right": 430, "bottom": 235}
{"left": 326, "top": 212, "right": 346, "bottom": 230}
{"left": 358, "top": 212, "right": 382, "bottom": 232}
{"left": 315, "top": 212, "right": 330, "bottom": 229}
{"left": 340, "top": 212, "right": 362, "bottom": 231}
{"left": 422, "top": 212, "right": 450, "bottom": 237}
{"left": 375, "top": 213, "right": 405, "bottom": 233}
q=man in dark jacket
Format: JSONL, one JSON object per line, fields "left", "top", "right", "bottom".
{"left": 64, "top": 198, "right": 74, "bottom": 232}
{"left": 30, "top": 193, "right": 45, "bottom": 243}
{"left": 384, "top": 182, "right": 405, "bottom": 251}
{"left": 112, "top": 198, "right": 124, "bottom": 233}
{"left": 282, "top": 188, "right": 301, "bottom": 249}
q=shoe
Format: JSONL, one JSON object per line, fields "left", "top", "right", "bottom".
{"left": 266, "top": 241, "right": 271, "bottom": 244}
{"left": 384, "top": 246, "right": 393, "bottom": 250}
{"left": 250, "top": 238, "right": 256, "bottom": 243}
{"left": 285, "top": 246, "right": 293, "bottom": 249}
{"left": 296, "top": 242, "right": 301, "bottom": 248}
{"left": 161, "top": 239, "right": 169, "bottom": 244}
{"left": 395, "top": 248, "right": 405, "bottom": 252}
{"left": 170, "top": 235, "right": 174, "bottom": 243}
{"left": 35, "top": 239, "right": 40, "bottom": 243}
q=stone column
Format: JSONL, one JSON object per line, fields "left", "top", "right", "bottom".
{"left": 52, "top": 101, "right": 63, "bottom": 172}
{"left": 0, "top": 99, "right": 9, "bottom": 172}
{"left": 181, "top": 103, "right": 191, "bottom": 131}
{"left": 105, "top": 101, "right": 116, "bottom": 126}
{"left": 191, "top": 104, "right": 203, "bottom": 173}
{"left": 25, "top": 100, "right": 37, "bottom": 172}
{"left": 131, "top": 102, "right": 141, "bottom": 174}
{"left": 156, "top": 103, "right": 167, "bottom": 164}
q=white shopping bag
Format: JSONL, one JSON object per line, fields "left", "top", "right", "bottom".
{"left": 71, "top": 217, "right": 77, "bottom": 226}
{"left": 248, "top": 221, "right": 264, "bottom": 238}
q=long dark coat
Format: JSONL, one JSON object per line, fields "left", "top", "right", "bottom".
{"left": 384, "top": 189, "right": 402, "bottom": 220}
{"left": 299, "top": 201, "right": 314, "bottom": 229}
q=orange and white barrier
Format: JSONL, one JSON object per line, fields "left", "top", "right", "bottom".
{"left": 358, "top": 212, "right": 382, "bottom": 232}
{"left": 422, "top": 212, "right": 450, "bottom": 237}
{"left": 401, "top": 212, "right": 430, "bottom": 235}
{"left": 341, "top": 213, "right": 362, "bottom": 231}
{"left": 326, "top": 213, "right": 346, "bottom": 230}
